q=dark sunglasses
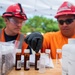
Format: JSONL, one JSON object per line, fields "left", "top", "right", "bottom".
{"left": 57, "top": 18, "right": 75, "bottom": 25}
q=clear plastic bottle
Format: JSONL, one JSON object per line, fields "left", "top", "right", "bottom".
{"left": 67, "top": 39, "right": 75, "bottom": 75}
{"left": 15, "top": 49, "right": 21, "bottom": 70}
{"left": 35, "top": 52, "right": 40, "bottom": 70}
{"left": 0, "top": 51, "right": 2, "bottom": 75}
{"left": 56, "top": 49, "right": 62, "bottom": 64}
{"left": 62, "top": 39, "right": 75, "bottom": 75}
{"left": 39, "top": 53, "right": 46, "bottom": 73}
{"left": 24, "top": 49, "right": 30, "bottom": 70}
{"left": 45, "top": 49, "right": 50, "bottom": 57}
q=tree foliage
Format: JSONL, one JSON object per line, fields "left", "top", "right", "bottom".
{"left": 0, "top": 16, "right": 6, "bottom": 29}
{"left": 21, "top": 16, "right": 59, "bottom": 34}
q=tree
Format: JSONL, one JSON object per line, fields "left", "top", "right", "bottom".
{"left": 0, "top": 16, "right": 6, "bottom": 29}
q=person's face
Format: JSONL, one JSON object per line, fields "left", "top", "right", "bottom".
{"left": 57, "top": 15, "right": 75, "bottom": 37}
{"left": 5, "top": 17, "right": 25, "bottom": 35}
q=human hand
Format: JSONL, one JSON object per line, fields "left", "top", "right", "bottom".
{"left": 24, "top": 32, "right": 43, "bottom": 53}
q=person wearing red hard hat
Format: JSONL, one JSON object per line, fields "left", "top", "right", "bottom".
{"left": 24, "top": 1, "right": 75, "bottom": 59}
{"left": 0, "top": 3, "right": 32, "bottom": 54}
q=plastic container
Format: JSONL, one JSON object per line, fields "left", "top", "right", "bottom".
{"left": 39, "top": 53, "right": 46, "bottom": 73}
{"left": 24, "top": 49, "right": 30, "bottom": 70}
{"left": 0, "top": 51, "right": 2, "bottom": 75}
{"left": 56, "top": 49, "right": 62, "bottom": 64}
{"left": 45, "top": 49, "right": 50, "bottom": 56}
{"left": 62, "top": 38, "right": 75, "bottom": 75}
{"left": 68, "top": 46, "right": 75, "bottom": 75}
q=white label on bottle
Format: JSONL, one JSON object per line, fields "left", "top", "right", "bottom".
{"left": 37, "top": 60, "right": 40, "bottom": 68}
{"left": 2, "top": 63, "right": 5, "bottom": 73}
{"left": 26, "top": 60, "right": 30, "bottom": 69}
{"left": 17, "top": 60, "right": 21, "bottom": 69}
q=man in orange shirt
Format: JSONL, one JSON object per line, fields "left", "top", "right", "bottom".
{"left": 0, "top": 3, "right": 33, "bottom": 54}
{"left": 25, "top": 1, "right": 75, "bottom": 59}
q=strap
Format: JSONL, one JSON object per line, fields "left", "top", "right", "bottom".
{"left": 0, "top": 29, "right": 2, "bottom": 40}
{"left": 18, "top": 33, "right": 25, "bottom": 49}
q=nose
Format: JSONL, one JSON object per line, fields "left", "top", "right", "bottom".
{"left": 62, "top": 22, "right": 68, "bottom": 26}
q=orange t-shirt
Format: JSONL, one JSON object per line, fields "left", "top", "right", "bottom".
{"left": 41, "top": 31, "right": 75, "bottom": 59}
{"left": 0, "top": 28, "right": 28, "bottom": 54}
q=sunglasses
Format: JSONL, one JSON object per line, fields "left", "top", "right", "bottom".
{"left": 57, "top": 18, "right": 75, "bottom": 25}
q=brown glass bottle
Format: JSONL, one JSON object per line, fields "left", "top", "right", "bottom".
{"left": 35, "top": 53, "right": 40, "bottom": 70}
{"left": 24, "top": 49, "right": 30, "bottom": 70}
{"left": 15, "top": 49, "right": 21, "bottom": 70}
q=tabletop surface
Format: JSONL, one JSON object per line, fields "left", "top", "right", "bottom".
{"left": 8, "top": 60, "right": 62, "bottom": 75}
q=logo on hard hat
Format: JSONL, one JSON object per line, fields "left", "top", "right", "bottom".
{"left": 57, "top": 2, "right": 72, "bottom": 13}
{"left": 16, "top": 9, "right": 20, "bottom": 12}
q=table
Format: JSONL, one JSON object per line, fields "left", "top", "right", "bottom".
{"left": 8, "top": 60, "right": 62, "bottom": 75}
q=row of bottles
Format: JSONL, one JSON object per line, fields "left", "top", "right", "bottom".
{"left": 15, "top": 49, "right": 50, "bottom": 73}
{"left": 15, "top": 49, "right": 30, "bottom": 70}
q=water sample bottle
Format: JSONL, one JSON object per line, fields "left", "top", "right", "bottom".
{"left": 35, "top": 52, "right": 40, "bottom": 70}
{"left": 15, "top": 49, "right": 21, "bottom": 70}
{"left": 56, "top": 49, "right": 62, "bottom": 64}
{"left": 45, "top": 49, "right": 50, "bottom": 57}
{"left": 62, "top": 39, "right": 75, "bottom": 75}
{"left": 39, "top": 53, "right": 46, "bottom": 73}
{"left": 24, "top": 49, "right": 30, "bottom": 70}
{"left": 0, "top": 51, "right": 2, "bottom": 75}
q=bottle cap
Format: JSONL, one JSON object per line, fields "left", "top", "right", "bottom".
{"left": 68, "top": 38, "right": 75, "bottom": 44}
{"left": 45, "top": 49, "right": 50, "bottom": 53}
{"left": 40, "top": 53, "right": 45, "bottom": 58}
{"left": 24, "top": 49, "right": 30, "bottom": 53}
{"left": 16, "top": 49, "right": 21, "bottom": 53}
{"left": 57, "top": 49, "right": 62, "bottom": 53}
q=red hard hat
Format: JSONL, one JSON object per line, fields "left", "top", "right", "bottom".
{"left": 2, "top": 3, "right": 27, "bottom": 20}
{"left": 55, "top": 1, "right": 75, "bottom": 18}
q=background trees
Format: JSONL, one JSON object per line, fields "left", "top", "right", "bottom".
{"left": 0, "top": 16, "right": 6, "bottom": 28}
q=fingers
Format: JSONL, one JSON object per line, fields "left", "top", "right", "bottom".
{"left": 35, "top": 39, "right": 42, "bottom": 53}
{"left": 24, "top": 32, "right": 43, "bottom": 53}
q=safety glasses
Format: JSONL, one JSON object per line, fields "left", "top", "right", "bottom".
{"left": 57, "top": 18, "right": 75, "bottom": 25}
{"left": 9, "top": 18, "right": 25, "bottom": 26}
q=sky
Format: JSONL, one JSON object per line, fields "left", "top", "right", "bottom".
{"left": 0, "top": 0, "right": 75, "bottom": 20}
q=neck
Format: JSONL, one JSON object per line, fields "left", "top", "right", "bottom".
{"left": 5, "top": 28, "right": 18, "bottom": 36}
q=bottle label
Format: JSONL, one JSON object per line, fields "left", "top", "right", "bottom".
{"left": 17, "top": 60, "right": 21, "bottom": 69}
{"left": 37, "top": 60, "right": 40, "bottom": 68}
{"left": 26, "top": 60, "right": 30, "bottom": 69}
{"left": 2, "top": 55, "right": 6, "bottom": 74}
{"left": 2, "top": 63, "right": 5, "bottom": 74}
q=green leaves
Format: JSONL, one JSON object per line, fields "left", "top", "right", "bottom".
{"left": 0, "top": 16, "right": 6, "bottom": 29}
{"left": 21, "top": 16, "right": 59, "bottom": 33}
